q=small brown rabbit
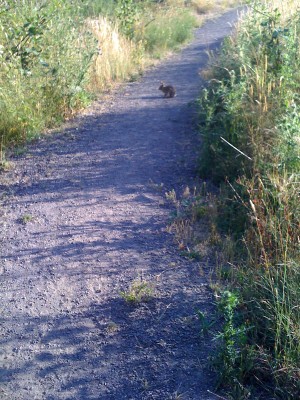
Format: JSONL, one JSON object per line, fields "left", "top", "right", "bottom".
{"left": 158, "top": 82, "right": 176, "bottom": 98}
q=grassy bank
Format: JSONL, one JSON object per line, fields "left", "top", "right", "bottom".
{"left": 199, "top": 1, "right": 300, "bottom": 398}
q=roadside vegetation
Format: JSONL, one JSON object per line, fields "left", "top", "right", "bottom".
{"left": 198, "top": 0, "right": 300, "bottom": 398}
{"left": 0, "top": 0, "right": 236, "bottom": 163}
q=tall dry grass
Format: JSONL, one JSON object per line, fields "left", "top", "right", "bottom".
{"left": 86, "top": 17, "right": 143, "bottom": 93}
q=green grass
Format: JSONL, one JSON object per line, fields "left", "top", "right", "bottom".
{"left": 198, "top": 1, "right": 300, "bottom": 398}
{"left": 120, "top": 278, "right": 154, "bottom": 304}
{"left": 141, "top": 8, "right": 198, "bottom": 56}
{"left": 20, "top": 214, "right": 34, "bottom": 224}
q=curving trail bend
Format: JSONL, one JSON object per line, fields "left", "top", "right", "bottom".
{"left": 0, "top": 9, "right": 242, "bottom": 400}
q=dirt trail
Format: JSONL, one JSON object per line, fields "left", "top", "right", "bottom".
{"left": 0, "top": 9, "right": 242, "bottom": 400}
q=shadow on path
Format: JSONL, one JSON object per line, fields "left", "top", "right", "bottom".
{"left": 0, "top": 8, "right": 244, "bottom": 400}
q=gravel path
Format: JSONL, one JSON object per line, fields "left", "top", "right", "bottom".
{"left": 0, "top": 9, "right": 241, "bottom": 400}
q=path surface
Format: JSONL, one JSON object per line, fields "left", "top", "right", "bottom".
{"left": 0, "top": 9, "right": 241, "bottom": 400}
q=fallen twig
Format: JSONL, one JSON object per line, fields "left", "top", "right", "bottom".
{"left": 220, "top": 136, "right": 252, "bottom": 160}
{"left": 207, "top": 390, "right": 229, "bottom": 400}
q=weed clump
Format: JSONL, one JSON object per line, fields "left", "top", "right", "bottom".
{"left": 120, "top": 278, "right": 154, "bottom": 305}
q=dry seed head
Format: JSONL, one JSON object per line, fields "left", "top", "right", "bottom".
{"left": 250, "top": 199, "right": 257, "bottom": 214}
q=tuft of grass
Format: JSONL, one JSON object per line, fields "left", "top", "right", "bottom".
{"left": 120, "top": 278, "right": 154, "bottom": 305}
{"left": 189, "top": 0, "right": 215, "bottom": 14}
{"left": 20, "top": 214, "right": 34, "bottom": 224}
{"left": 197, "top": 310, "right": 215, "bottom": 336}
{"left": 166, "top": 185, "right": 220, "bottom": 260}
{"left": 0, "top": 159, "right": 13, "bottom": 172}
{"left": 106, "top": 321, "right": 120, "bottom": 334}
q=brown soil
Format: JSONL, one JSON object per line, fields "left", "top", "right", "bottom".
{"left": 0, "top": 9, "right": 242, "bottom": 400}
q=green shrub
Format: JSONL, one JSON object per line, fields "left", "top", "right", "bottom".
{"left": 0, "top": 1, "right": 96, "bottom": 152}
{"left": 213, "top": 290, "right": 252, "bottom": 399}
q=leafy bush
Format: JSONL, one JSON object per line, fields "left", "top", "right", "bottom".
{"left": 0, "top": 1, "right": 96, "bottom": 151}
{"left": 116, "top": 0, "right": 139, "bottom": 39}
